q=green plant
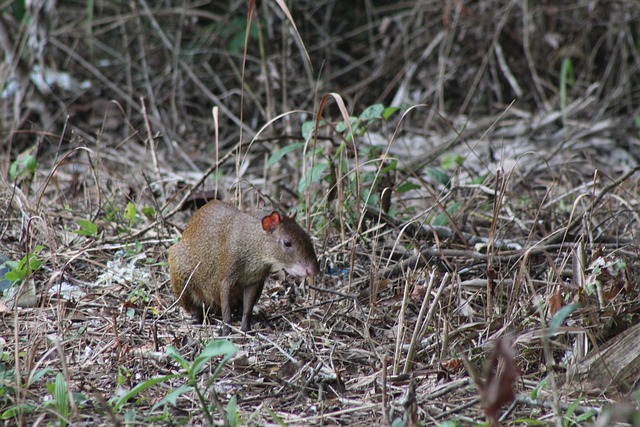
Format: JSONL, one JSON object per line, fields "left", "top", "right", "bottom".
{"left": 10, "top": 0, "right": 26, "bottom": 20}
{"left": 124, "top": 285, "right": 152, "bottom": 318}
{"left": 332, "top": 103, "right": 399, "bottom": 141}
{"left": 2, "top": 246, "right": 44, "bottom": 287}
{"left": 206, "top": 17, "right": 258, "bottom": 54}
{"left": 141, "top": 206, "right": 156, "bottom": 220}
{"left": 0, "top": 349, "right": 15, "bottom": 417}
{"left": 530, "top": 376, "right": 549, "bottom": 400}
{"left": 124, "top": 201, "right": 139, "bottom": 224}
{"left": 268, "top": 102, "right": 407, "bottom": 220}
{"left": 512, "top": 419, "right": 545, "bottom": 425}
{"left": 74, "top": 219, "right": 98, "bottom": 237}
{"left": 560, "top": 396, "right": 597, "bottom": 427}
{"left": 110, "top": 340, "right": 237, "bottom": 426}
{"left": 431, "top": 201, "right": 461, "bottom": 227}
{"left": 0, "top": 349, "right": 51, "bottom": 421}
{"left": 548, "top": 303, "right": 579, "bottom": 335}
{"left": 226, "top": 395, "right": 239, "bottom": 427}
{"left": 161, "top": 340, "right": 238, "bottom": 425}
{"left": 9, "top": 147, "right": 37, "bottom": 181}
{"left": 44, "top": 373, "right": 71, "bottom": 427}
{"left": 124, "top": 241, "right": 143, "bottom": 257}
{"left": 102, "top": 200, "right": 147, "bottom": 234}
{"left": 440, "top": 153, "right": 464, "bottom": 171}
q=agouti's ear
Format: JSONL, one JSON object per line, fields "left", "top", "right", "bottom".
{"left": 261, "top": 211, "right": 282, "bottom": 232}
{"left": 289, "top": 210, "right": 297, "bottom": 220}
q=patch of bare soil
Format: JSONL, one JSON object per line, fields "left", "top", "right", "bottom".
{"left": 1, "top": 1, "right": 640, "bottom": 426}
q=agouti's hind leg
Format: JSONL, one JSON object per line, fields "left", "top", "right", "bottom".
{"left": 241, "top": 282, "right": 265, "bottom": 332}
{"left": 192, "top": 305, "right": 206, "bottom": 324}
{"left": 220, "top": 279, "right": 233, "bottom": 335}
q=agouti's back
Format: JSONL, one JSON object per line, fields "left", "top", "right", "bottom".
{"left": 168, "top": 200, "right": 319, "bottom": 334}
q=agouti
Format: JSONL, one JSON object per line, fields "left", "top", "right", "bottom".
{"left": 168, "top": 200, "right": 320, "bottom": 334}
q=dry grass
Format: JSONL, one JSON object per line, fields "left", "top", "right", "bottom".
{"left": 1, "top": 1, "right": 640, "bottom": 426}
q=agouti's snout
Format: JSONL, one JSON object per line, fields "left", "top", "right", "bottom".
{"left": 285, "top": 261, "right": 320, "bottom": 278}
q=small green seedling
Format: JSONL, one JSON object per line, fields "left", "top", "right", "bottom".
{"left": 74, "top": 219, "right": 98, "bottom": 237}
{"left": 2, "top": 246, "right": 44, "bottom": 286}
{"left": 9, "top": 148, "right": 38, "bottom": 181}
{"left": 45, "top": 373, "right": 71, "bottom": 427}
{"left": 110, "top": 339, "right": 237, "bottom": 425}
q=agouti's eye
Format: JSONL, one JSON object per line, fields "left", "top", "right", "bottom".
{"left": 283, "top": 240, "right": 292, "bottom": 248}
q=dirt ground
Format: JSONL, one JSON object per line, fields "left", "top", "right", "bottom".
{"left": 1, "top": 1, "right": 640, "bottom": 426}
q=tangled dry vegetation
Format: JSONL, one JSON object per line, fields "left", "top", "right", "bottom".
{"left": 1, "top": 1, "right": 640, "bottom": 426}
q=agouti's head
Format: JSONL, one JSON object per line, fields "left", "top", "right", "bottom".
{"left": 261, "top": 211, "right": 320, "bottom": 278}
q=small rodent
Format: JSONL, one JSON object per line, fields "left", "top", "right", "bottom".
{"left": 168, "top": 200, "right": 320, "bottom": 334}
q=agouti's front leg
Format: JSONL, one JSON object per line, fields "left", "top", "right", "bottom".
{"left": 220, "top": 279, "right": 233, "bottom": 335}
{"left": 241, "top": 282, "right": 265, "bottom": 332}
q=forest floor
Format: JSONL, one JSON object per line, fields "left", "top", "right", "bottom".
{"left": 1, "top": 1, "right": 640, "bottom": 426}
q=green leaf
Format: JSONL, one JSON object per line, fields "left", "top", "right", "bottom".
{"left": 512, "top": 419, "right": 545, "bottom": 425}
{"left": 383, "top": 106, "right": 399, "bottom": 120}
{"left": 380, "top": 159, "right": 397, "bottom": 174}
{"left": 4, "top": 270, "right": 20, "bottom": 283}
{"left": 4, "top": 246, "right": 44, "bottom": 284}
{"left": 560, "top": 57, "right": 574, "bottom": 126}
{"left": 124, "top": 241, "right": 142, "bottom": 256}
{"left": 111, "top": 374, "right": 179, "bottom": 412}
{"left": 28, "top": 367, "right": 53, "bottom": 387}
{"left": 1, "top": 403, "right": 37, "bottom": 419}
{"left": 359, "top": 104, "right": 384, "bottom": 120}
{"left": 9, "top": 152, "right": 37, "bottom": 180}
{"left": 141, "top": 207, "right": 156, "bottom": 220}
{"left": 124, "top": 202, "right": 137, "bottom": 223}
{"left": 575, "top": 411, "right": 597, "bottom": 423}
{"left": 298, "top": 162, "right": 329, "bottom": 194}
{"left": 192, "top": 340, "right": 237, "bottom": 376}
{"left": 199, "top": 339, "right": 237, "bottom": 359}
{"left": 425, "top": 167, "right": 451, "bottom": 188}
{"left": 530, "top": 375, "right": 549, "bottom": 399}
{"left": 227, "top": 19, "right": 258, "bottom": 53}
{"left": 150, "top": 385, "right": 193, "bottom": 413}
{"left": 75, "top": 219, "right": 98, "bottom": 237}
{"left": 12, "top": 0, "right": 26, "bottom": 21}
{"left": 301, "top": 120, "right": 324, "bottom": 140}
{"left": 72, "top": 392, "right": 89, "bottom": 406}
{"left": 564, "top": 395, "right": 582, "bottom": 425}
{"left": 267, "top": 142, "right": 306, "bottom": 168}
{"left": 55, "top": 373, "right": 69, "bottom": 426}
{"left": 210, "top": 352, "right": 236, "bottom": 380}
{"left": 440, "top": 153, "right": 464, "bottom": 170}
{"left": 431, "top": 202, "right": 460, "bottom": 227}
{"left": 549, "top": 303, "right": 579, "bottom": 335}
{"left": 335, "top": 116, "right": 358, "bottom": 133}
{"left": 227, "top": 395, "right": 238, "bottom": 427}
{"left": 28, "top": 250, "right": 43, "bottom": 270}
{"left": 472, "top": 174, "right": 489, "bottom": 185}
{"left": 165, "top": 346, "right": 190, "bottom": 371}
{"left": 396, "top": 182, "right": 421, "bottom": 194}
